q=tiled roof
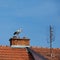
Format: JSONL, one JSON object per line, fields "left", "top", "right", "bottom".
{"left": 0, "top": 46, "right": 34, "bottom": 60}
{"left": 31, "top": 47, "right": 60, "bottom": 60}
{"left": 0, "top": 46, "right": 60, "bottom": 60}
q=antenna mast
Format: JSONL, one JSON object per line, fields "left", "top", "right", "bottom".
{"left": 50, "top": 25, "right": 54, "bottom": 59}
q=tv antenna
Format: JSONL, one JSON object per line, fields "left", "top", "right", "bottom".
{"left": 49, "top": 25, "right": 55, "bottom": 59}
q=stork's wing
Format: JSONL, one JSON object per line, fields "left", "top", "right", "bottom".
{"left": 14, "top": 32, "right": 17, "bottom": 35}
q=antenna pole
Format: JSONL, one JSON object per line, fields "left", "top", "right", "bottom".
{"left": 50, "top": 25, "right": 53, "bottom": 59}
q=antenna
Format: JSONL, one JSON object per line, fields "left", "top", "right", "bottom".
{"left": 49, "top": 25, "right": 55, "bottom": 59}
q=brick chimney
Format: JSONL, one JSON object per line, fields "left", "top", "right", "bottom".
{"left": 9, "top": 36, "right": 30, "bottom": 48}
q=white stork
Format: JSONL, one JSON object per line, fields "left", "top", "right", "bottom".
{"left": 14, "top": 29, "right": 22, "bottom": 36}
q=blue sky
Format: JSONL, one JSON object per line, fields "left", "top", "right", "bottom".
{"left": 0, "top": 0, "right": 60, "bottom": 48}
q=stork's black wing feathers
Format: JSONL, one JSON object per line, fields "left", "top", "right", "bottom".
{"left": 14, "top": 32, "right": 17, "bottom": 35}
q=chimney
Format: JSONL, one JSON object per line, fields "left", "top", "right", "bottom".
{"left": 9, "top": 36, "right": 30, "bottom": 48}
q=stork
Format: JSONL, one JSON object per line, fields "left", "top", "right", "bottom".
{"left": 13, "top": 29, "right": 22, "bottom": 37}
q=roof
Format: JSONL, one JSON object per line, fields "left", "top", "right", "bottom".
{"left": 0, "top": 46, "right": 34, "bottom": 60}
{"left": 31, "top": 47, "right": 60, "bottom": 60}
{"left": 0, "top": 46, "right": 60, "bottom": 60}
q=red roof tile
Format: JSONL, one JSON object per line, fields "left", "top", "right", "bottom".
{"left": 31, "top": 47, "right": 60, "bottom": 60}
{"left": 0, "top": 46, "right": 60, "bottom": 60}
{"left": 0, "top": 46, "right": 34, "bottom": 60}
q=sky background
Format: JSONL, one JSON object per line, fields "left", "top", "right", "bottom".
{"left": 0, "top": 0, "right": 60, "bottom": 48}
